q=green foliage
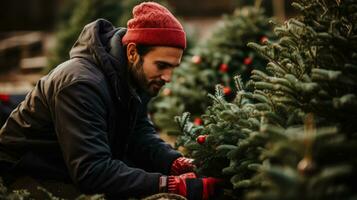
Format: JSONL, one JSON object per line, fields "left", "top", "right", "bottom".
{"left": 0, "top": 178, "right": 31, "bottom": 200}
{"left": 0, "top": 177, "right": 106, "bottom": 200}
{"left": 149, "top": 6, "right": 274, "bottom": 135}
{"left": 175, "top": 76, "right": 279, "bottom": 199}
{"left": 175, "top": 0, "right": 357, "bottom": 199}
{"left": 0, "top": 176, "right": 165, "bottom": 199}
{"left": 245, "top": 0, "right": 357, "bottom": 199}
{"left": 48, "top": 0, "right": 121, "bottom": 70}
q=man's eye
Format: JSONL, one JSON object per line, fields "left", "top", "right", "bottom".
{"left": 157, "top": 63, "right": 167, "bottom": 70}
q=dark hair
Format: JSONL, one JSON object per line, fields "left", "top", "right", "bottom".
{"left": 136, "top": 44, "right": 155, "bottom": 57}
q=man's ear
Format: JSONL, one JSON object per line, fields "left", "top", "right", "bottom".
{"left": 126, "top": 43, "right": 139, "bottom": 63}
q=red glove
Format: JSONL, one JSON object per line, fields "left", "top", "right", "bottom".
{"left": 160, "top": 172, "right": 222, "bottom": 200}
{"left": 171, "top": 157, "right": 195, "bottom": 175}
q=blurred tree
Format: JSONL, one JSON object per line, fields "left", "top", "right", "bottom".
{"left": 48, "top": 0, "right": 121, "bottom": 70}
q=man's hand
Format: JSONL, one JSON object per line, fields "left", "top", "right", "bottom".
{"left": 171, "top": 157, "right": 195, "bottom": 175}
{"left": 163, "top": 172, "right": 222, "bottom": 200}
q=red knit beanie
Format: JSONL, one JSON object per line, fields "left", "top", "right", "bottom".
{"left": 122, "top": 2, "right": 186, "bottom": 49}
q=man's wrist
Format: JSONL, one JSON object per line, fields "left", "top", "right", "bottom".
{"left": 159, "top": 176, "right": 168, "bottom": 193}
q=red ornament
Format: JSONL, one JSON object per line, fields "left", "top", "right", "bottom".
{"left": 191, "top": 55, "right": 202, "bottom": 64}
{"left": 260, "top": 36, "right": 268, "bottom": 44}
{"left": 194, "top": 117, "right": 203, "bottom": 126}
{"left": 162, "top": 88, "right": 172, "bottom": 96}
{"left": 197, "top": 135, "right": 207, "bottom": 144}
{"left": 243, "top": 57, "right": 253, "bottom": 65}
{"left": 223, "top": 87, "right": 232, "bottom": 95}
{"left": 0, "top": 94, "right": 10, "bottom": 103}
{"left": 219, "top": 63, "right": 229, "bottom": 72}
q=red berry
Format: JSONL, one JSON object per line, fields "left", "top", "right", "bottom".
{"left": 243, "top": 57, "right": 253, "bottom": 65}
{"left": 260, "top": 36, "right": 268, "bottom": 44}
{"left": 223, "top": 87, "right": 232, "bottom": 95}
{"left": 191, "top": 55, "right": 202, "bottom": 64}
{"left": 162, "top": 88, "right": 171, "bottom": 96}
{"left": 219, "top": 63, "right": 229, "bottom": 72}
{"left": 194, "top": 117, "right": 203, "bottom": 126}
{"left": 0, "top": 94, "right": 10, "bottom": 103}
{"left": 197, "top": 135, "right": 207, "bottom": 144}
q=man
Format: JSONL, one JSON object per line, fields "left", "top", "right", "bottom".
{"left": 0, "top": 2, "right": 220, "bottom": 200}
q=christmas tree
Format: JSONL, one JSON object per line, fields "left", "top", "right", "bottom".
{"left": 176, "top": 79, "right": 268, "bottom": 199}
{"left": 149, "top": 5, "right": 273, "bottom": 135}
{"left": 176, "top": 0, "right": 357, "bottom": 199}
{"left": 245, "top": 0, "right": 357, "bottom": 199}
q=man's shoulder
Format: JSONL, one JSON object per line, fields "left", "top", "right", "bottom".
{"left": 37, "top": 58, "right": 112, "bottom": 101}
{"left": 48, "top": 58, "right": 107, "bottom": 89}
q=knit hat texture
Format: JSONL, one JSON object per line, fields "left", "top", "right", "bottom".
{"left": 122, "top": 2, "right": 186, "bottom": 49}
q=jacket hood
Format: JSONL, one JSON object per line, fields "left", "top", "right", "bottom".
{"left": 70, "top": 19, "right": 118, "bottom": 62}
{"left": 69, "top": 19, "right": 141, "bottom": 104}
{"left": 69, "top": 19, "right": 126, "bottom": 76}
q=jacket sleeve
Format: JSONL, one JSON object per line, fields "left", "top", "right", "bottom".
{"left": 127, "top": 97, "right": 182, "bottom": 175}
{"left": 53, "top": 81, "right": 161, "bottom": 198}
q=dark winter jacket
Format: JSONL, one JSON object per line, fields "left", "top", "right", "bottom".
{"left": 0, "top": 19, "right": 181, "bottom": 198}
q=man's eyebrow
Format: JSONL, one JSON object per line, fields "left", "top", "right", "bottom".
{"left": 155, "top": 60, "right": 180, "bottom": 67}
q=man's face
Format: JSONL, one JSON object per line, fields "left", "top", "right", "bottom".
{"left": 129, "top": 46, "right": 183, "bottom": 96}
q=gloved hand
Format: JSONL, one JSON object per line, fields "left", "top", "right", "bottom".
{"left": 170, "top": 157, "right": 195, "bottom": 175}
{"left": 160, "top": 172, "right": 222, "bottom": 200}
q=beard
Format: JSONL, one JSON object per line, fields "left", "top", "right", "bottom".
{"left": 128, "top": 58, "right": 165, "bottom": 96}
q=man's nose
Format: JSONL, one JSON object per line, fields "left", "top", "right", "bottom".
{"left": 161, "top": 68, "right": 174, "bottom": 83}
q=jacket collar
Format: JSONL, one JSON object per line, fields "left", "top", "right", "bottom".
{"left": 108, "top": 28, "right": 142, "bottom": 104}
{"left": 69, "top": 19, "right": 142, "bottom": 105}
